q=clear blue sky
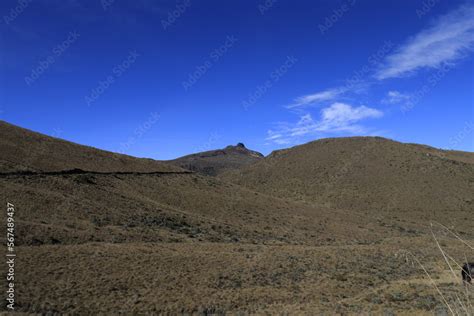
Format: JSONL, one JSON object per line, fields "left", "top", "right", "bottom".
{"left": 1, "top": 0, "right": 473, "bottom": 159}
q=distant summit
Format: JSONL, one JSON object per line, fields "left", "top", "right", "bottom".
{"left": 171, "top": 143, "right": 263, "bottom": 176}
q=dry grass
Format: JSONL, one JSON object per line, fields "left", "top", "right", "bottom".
{"left": 0, "top": 120, "right": 181, "bottom": 173}
{"left": 0, "top": 122, "right": 473, "bottom": 314}
{"left": 221, "top": 137, "right": 474, "bottom": 216}
{"left": 170, "top": 143, "right": 264, "bottom": 176}
{"left": 4, "top": 238, "right": 471, "bottom": 314}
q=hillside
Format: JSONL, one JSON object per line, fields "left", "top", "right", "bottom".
{"left": 170, "top": 143, "right": 263, "bottom": 176}
{"left": 0, "top": 123, "right": 472, "bottom": 314}
{"left": 0, "top": 120, "right": 181, "bottom": 173}
{"left": 220, "top": 137, "right": 474, "bottom": 215}
{"left": 1, "top": 126, "right": 400, "bottom": 247}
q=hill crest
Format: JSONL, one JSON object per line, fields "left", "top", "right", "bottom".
{"left": 171, "top": 142, "right": 264, "bottom": 176}
{"left": 0, "top": 120, "right": 182, "bottom": 173}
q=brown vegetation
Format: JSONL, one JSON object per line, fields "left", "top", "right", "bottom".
{"left": 170, "top": 142, "right": 263, "bottom": 176}
{"left": 0, "top": 121, "right": 473, "bottom": 314}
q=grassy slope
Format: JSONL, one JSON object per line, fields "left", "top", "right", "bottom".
{"left": 0, "top": 120, "right": 181, "bottom": 173}
{"left": 220, "top": 137, "right": 474, "bottom": 215}
{"left": 11, "top": 239, "right": 474, "bottom": 314}
{"left": 170, "top": 144, "right": 264, "bottom": 176}
{"left": 0, "top": 123, "right": 473, "bottom": 314}
{"left": 0, "top": 172, "right": 403, "bottom": 247}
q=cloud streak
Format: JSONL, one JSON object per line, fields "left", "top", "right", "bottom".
{"left": 375, "top": 4, "right": 474, "bottom": 80}
{"left": 268, "top": 4, "right": 473, "bottom": 146}
{"left": 287, "top": 87, "right": 346, "bottom": 108}
{"left": 382, "top": 90, "right": 413, "bottom": 106}
{"left": 267, "top": 103, "right": 383, "bottom": 144}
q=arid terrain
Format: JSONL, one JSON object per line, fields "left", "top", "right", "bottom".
{"left": 171, "top": 142, "right": 264, "bottom": 176}
{"left": 0, "top": 120, "right": 473, "bottom": 314}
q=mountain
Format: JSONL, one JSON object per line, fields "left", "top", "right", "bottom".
{"left": 170, "top": 143, "right": 264, "bottom": 176}
{"left": 0, "top": 122, "right": 369, "bottom": 247}
{"left": 0, "top": 120, "right": 181, "bottom": 173}
{"left": 1, "top": 122, "right": 472, "bottom": 314}
{"left": 220, "top": 137, "right": 474, "bottom": 215}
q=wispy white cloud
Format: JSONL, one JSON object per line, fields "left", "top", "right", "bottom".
{"left": 318, "top": 102, "right": 383, "bottom": 131}
{"left": 287, "top": 87, "right": 346, "bottom": 108}
{"left": 267, "top": 103, "right": 383, "bottom": 144}
{"left": 382, "top": 90, "right": 412, "bottom": 105}
{"left": 375, "top": 4, "right": 474, "bottom": 80}
{"left": 272, "top": 4, "right": 473, "bottom": 145}
{"left": 266, "top": 130, "right": 292, "bottom": 145}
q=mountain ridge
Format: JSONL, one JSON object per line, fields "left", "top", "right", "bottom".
{"left": 220, "top": 136, "right": 474, "bottom": 215}
{"left": 170, "top": 142, "right": 264, "bottom": 176}
{"left": 0, "top": 120, "right": 182, "bottom": 173}
{"left": 1, "top": 120, "right": 473, "bottom": 314}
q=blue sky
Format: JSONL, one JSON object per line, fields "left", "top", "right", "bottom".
{"left": 1, "top": 0, "right": 473, "bottom": 159}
